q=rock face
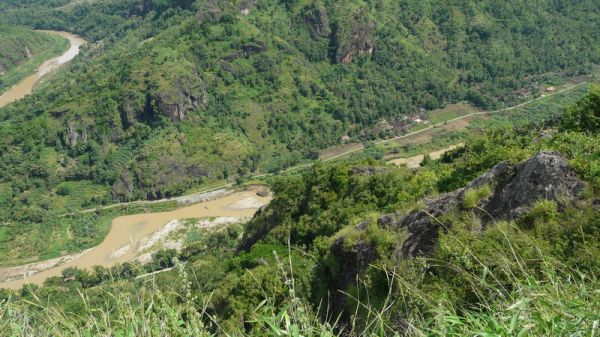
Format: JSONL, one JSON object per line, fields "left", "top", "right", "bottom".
{"left": 64, "top": 122, "right": 88, "bottom": 148}
{"left": 337, "top": 10, "right": 375, "bottom": 64}
{"left": 303, "top": 3, "right": 331, "bottom": 39}
{"left": 154, "top": 76, "right": 207, "bottom": 122}
{"left": 397, "top": 151, "right": 585, "bottom": 257}
{"left": 121, "top": 68, "right": 207, "bottom": 125}
{"left": 484, "top": 152, "right": 584, "bottom": 220}
{"left": 328, "top": 152, "right": 585, "bottom": 301}
{"left": 239, "top": 0, "right": 256, "bottom": 15}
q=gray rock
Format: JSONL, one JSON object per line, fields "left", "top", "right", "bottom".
{"left": 256, "top": 189, "right": 270, "bottom": 197}
{"left": 483, "top": 152, "right": 585, "bottom": 220}
{"left": 328, "top": 236, "right": 378, "bottom": 314}
{"left": 65, "top": 122, "right": 88, "bottom": 148}
{"left": 396, "top": 151, "right": 585, "bottom": 257}
{"left": 322, "top": 151, "right": 585, "bottom": 322}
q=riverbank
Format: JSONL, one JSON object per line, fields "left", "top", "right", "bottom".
{"left": 0, "top": 187, "right": 271, "bottom": 289}
{"left": 0, "top": 30, "right": 85, "bottom": 108}
{"left": 0, "top": 27, "right": 70, "bottom": 94}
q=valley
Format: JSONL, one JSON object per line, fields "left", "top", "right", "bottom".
{"left": 0, "top": 0, "right": 599, "bottom": 336}
{"left": 0, "top": 26, "right": 587, "bottom": 288}
{"left": 0, "top": 187, "right": 270, "bottom": 289}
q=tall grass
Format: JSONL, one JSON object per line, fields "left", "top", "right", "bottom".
{"left": 2, "top": 218, "right": 599, "bottom": 336}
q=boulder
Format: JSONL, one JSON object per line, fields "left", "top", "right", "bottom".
{"left": 396, "top": 151, "right": 585, "bottom": 257}
{"left": 256, "top": 189, "right": 270, "bottom": 197}
{"left": 483, "top": 152, "right": 585, "bottom": 220}
{"left": 329, "top": 151, "right": 585, "bottom": 296}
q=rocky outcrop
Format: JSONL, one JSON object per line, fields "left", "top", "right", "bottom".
{"left": 155, "top": 90, "right": 203, "bottom": 122}
{"left": 303, "top": 3, "right": 331, "bottom": 39}
{"left": 395, "top": 152, "right": 584, "bottom": 257}
{"left": 328, "top": 235, "right": 378, "bottom": 312}
{"left": 239, "top": 0, "right": 256, "bottom": 16}
{"left": 337, "top": 10, "right": 375, "bottom": 64}
{"left": 64, "top": 122, "right": 88, "bottom": 148}
{"left": 154, "top": 72, "right": 207, "bottom": 122}
{"left": 328, "top": 152, "right": 585, "bottom": 300}
{"left": 121, "top": 66, "right": 207, "bottom": 125}
{"left": 484, "top": 152, "right": 584, "bottom": 220}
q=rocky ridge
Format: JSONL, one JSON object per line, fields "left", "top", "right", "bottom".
{"left": 329, "top": 152, "right": 586, "bottom": 310}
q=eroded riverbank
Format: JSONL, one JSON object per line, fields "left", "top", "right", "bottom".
{"left": 0, "top": 188, "right": 271, "bottom": 289}
{"left": 0, "top": 30, "right": 85, "bottom": 108}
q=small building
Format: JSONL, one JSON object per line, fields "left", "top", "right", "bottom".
{"left": 546, "top": 86, "right": 557, "bottom": 93}
{"left": 516, "top": 88, "right": 530, "bottom": 98}
{"left": 340, "top": 135, "right": 351, "bottom": 143}
{"left": 409, "top": 115, "right": 425, "bottom": 123}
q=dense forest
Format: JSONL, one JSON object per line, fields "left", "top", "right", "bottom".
{"left": 0, "top": 25, "right": 68, "bottom": 92}
{"left": 1, "top": 85, "right": 599, "bottom": 336}
{"left": 0, "top": 0, "right": 598, "bottom": 257}
{"left": 0, "top": 0, "right": 599, "bottom": 335}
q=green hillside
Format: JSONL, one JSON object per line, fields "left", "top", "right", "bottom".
{"left": 1, "top": 85, "right": 599, "bottom": 336}
{"left": 0, "top": 25, "right": 69, "bottom": 92}
{"left": 0, "top": 0, "right": 598, "bottom": 269}
{"left": 0, "top": 1, "right": 599, "bottom": 334}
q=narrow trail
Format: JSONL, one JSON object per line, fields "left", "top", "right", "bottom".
{"left": 323, "top": 82, "right": 588, "bottom": 162}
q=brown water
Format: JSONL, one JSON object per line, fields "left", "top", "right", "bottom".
{"left": 0, "top": 30, "right": 85, "bottom": 108}
{"left": 0, "top": 190, "right": 271, "bottom": 289}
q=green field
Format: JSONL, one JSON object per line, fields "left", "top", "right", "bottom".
{"left": 426, "top": 102, "right": 481, "bottom": 124}
{"left": 373, "top": 82, "right": 593, "bottom": 161}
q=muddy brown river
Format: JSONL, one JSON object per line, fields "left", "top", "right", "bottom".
{"left": 0, "top": 33, "right": 272, "bottom": 289}
{"left": 0, "top": 190, "right": 271, "bottom": 289}
{"left": 0, "top": 30, "right": 85, "bottom": 107}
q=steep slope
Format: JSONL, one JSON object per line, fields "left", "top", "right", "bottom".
{"left": 0, "top": 0, "right": 599, "bottom": 265}
{"left": 0, "top": 88, "right": 599, "bottom": 335}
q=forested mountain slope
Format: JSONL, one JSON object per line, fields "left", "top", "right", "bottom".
{"left": 1, "top": 86, "right": 600, "bottom": 336}
{"left": 0, "top": 0, "right": 599, "bottom": 263}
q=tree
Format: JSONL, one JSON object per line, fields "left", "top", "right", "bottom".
{"left": 561, "top": 86, "right": 600, "bottom": 133}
